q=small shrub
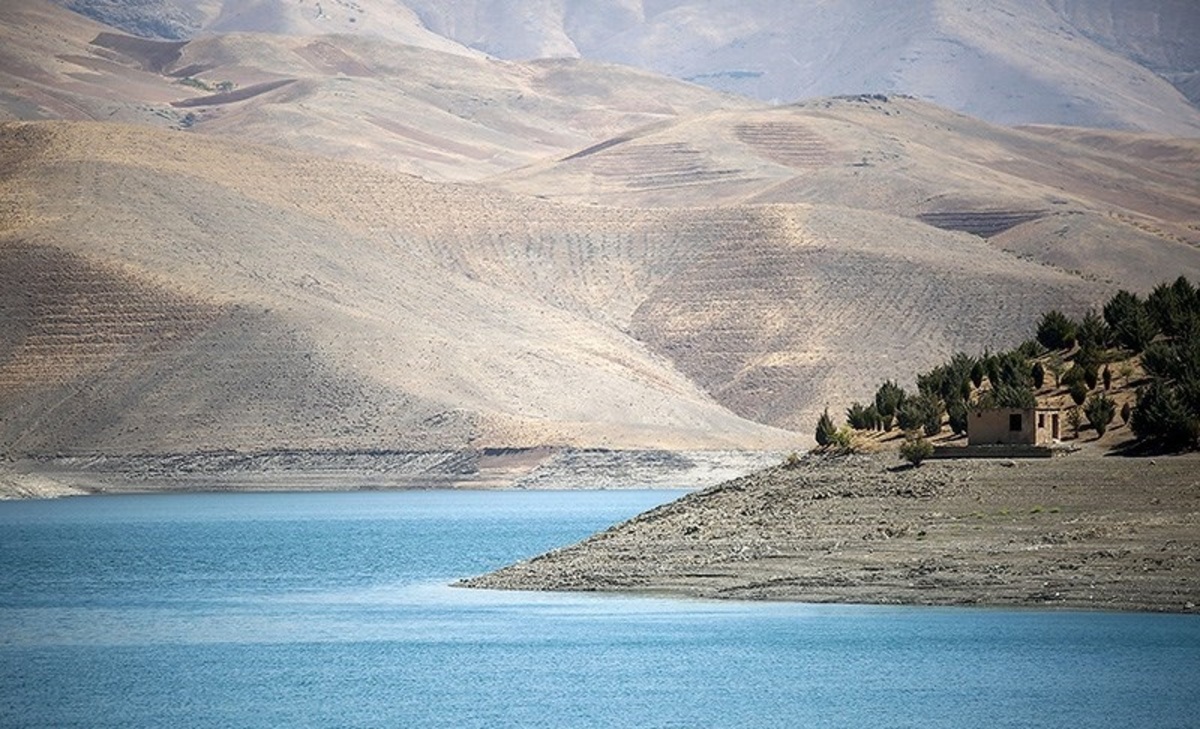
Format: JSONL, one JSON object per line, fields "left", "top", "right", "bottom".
{"left": 1102, "top": 365, "right": 1112, "bottom": 391}
{"left": 899, "top": 436, "right": 934, "bottom": 467}
{"left": 830, "top": 426, "right": 856, "bottom": 453}
{"left": 1120, "top": 401, "right": 1132, "bottom": 425}
{"left": 1062, "top": 364, "right": 1084, "bottom": 388}
{"left": 864, "top": 405, "right": 883, "bottom": 431}
{"left": 922, "top": 410, "right": 942, "bottom": 437}
{"left": 783, "top": 451, "right": 803, "bottom": 469}
{"left": 1031, "top": 361, "right": 1045, "bottom": 389}
{"left": 1083, "top": 367, "right": 1098, "bottom": 391}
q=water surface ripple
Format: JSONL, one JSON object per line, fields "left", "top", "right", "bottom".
{"left": 1, "top": 491, "right": 1197, "bottom": 728}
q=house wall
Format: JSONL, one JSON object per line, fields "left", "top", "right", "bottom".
{"left": 969, "top": 408, "right": 1036, "bottom": 446}
{"left": 969, "top": 408, "right": 1060, "bottom": 446}
{"left": 1034, "top": 410, "right": 1060, "bottom": 445}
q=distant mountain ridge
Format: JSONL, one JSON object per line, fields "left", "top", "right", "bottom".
{"left": 54, "top": 0, "right": 1200, "bottom": 135}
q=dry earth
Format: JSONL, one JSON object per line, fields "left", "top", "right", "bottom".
{"left": 0, "top": 1, "right": 753, "bottom": 181}
{"left": 1, "top": 3, "right": 1198, "bottom": 489}
{"left": 56, "top": 0, "right": 1200, "bottom": 134}
{"left": 0, "top": 120, "right": 1120, "bottom": 459}
{"left": 463, "top": 450, "right": 1200, "bottom": 613}
{"left": 0, "top": 448, "right": 782, "bottom": 500}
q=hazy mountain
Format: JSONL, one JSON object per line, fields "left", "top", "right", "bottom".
{"left": 407, "top": 0, "right": 1200, "bottom": 135}
{"left": 1, "top": 2, "right": 750, "bottom": 181}
{"left": 56, "top": 0, "right": 1200, "bottom": 135}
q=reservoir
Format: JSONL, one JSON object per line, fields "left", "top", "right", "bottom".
{"left": 1, "top": 490, "right": 1197, "bottom": 728}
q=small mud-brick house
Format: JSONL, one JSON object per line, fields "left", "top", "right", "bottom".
{"left": 968, "top": 407, "right": 1061, "bottom": 446}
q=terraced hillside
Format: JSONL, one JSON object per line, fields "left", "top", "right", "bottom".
{"left": 499, "top": 97, "right": 1200, "bottom": 293}
{"left": 0, "top": 121, "right": 1110, "bottom": 455}
{"left": 2, "top": 2, "right": 1197, "bottom": 465}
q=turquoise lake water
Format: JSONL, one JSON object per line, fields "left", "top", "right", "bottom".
{"left": 1, "top": 490, "right": 1197, "bottom": 728}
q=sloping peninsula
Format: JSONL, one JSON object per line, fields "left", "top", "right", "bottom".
{"left": 461, "top": 450, "right": 1200, "bottom": 613}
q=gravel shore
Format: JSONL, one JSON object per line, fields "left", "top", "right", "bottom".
{"left": 461, "top": 450, "right": 1200, "bottom": 613}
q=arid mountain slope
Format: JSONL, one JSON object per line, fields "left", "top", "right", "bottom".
{"left": 2, "top": 1, "right": 750, "bottom": 181}
{"left": 1048, "top": 0, "right": 1200, "bottom": 107}
{"left": 3, "top": 4, "right": 1197, "bottom": 460}
{"left": 51, "top": 0, "right": 1200, "bottom": 134}
{"left": 497, "top": 96, "right": 1200, "bottom": 293}
{"left": 0, "top": 121, "right": 1109, "bottom": 454}
{"left": 0, "top": 122, "right": 798, "bottom": 454}
{"left": 52, "top": 0, "right": 475, "bottom": 52}
{"left": 401, "top": 0, "right": 1200, "bottom": 135}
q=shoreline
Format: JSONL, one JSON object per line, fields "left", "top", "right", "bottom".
{"left": 461, "top": 450, "right": 1200, "bottom": 614}
{"left": 0, "top": 447, "right": 782, "bottom": 500}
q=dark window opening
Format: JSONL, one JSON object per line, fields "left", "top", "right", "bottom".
{"left": 1009, "top": 414, "right": 1022, "bottom": 432}
{"left": 1038, "top": 414, "right": 1045, "bottom": 428}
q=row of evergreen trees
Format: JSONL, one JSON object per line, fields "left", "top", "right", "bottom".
{"left": 1124, "top": 278, "right": 1200, "bottom": 449}
{"left": 815, "top": 276, "right": 1200, "bottom": 452}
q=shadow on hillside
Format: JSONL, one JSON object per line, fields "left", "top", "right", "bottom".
{"left": 1105, "top": 438, "right": 1194, "bottom": 458}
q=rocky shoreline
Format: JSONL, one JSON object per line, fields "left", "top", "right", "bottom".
{"left": 461, "top": 450, "right": 1200, "bottom": 613}
{"left": 0, "top": 448, "right": 782, "bottom": 499}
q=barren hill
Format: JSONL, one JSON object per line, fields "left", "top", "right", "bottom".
{"left": 49, "top": 1, "right": 1200, "bottom": 134}
{"left": 1, "top": 1, "right": 752, "bottom": 181}
{"left": 0, "top": 121, "right": 795, "bottom": 455}
{"left": 0, "top": 121, "right": 1111, "bottom": 456}
{"left": 379, "top": 0, "right": 1200, "bottom": 135}
{"left": 497, "top": 95, "right": 1200, "bottom": 292}
{"left": 1, "top": 3, "right": 1197, "bottom": 466}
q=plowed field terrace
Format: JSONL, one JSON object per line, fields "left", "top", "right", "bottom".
{"left": 0, "top": 243, "right": 218, "bottom": 396}
{"left": 734, "top": 122, "right": 840, "bottom": 168}
{"left": 589, "top": 142, "right": 740, "bottom": 190}
{"left": 917, "top": 210, "right": 1049, "bottom": 238}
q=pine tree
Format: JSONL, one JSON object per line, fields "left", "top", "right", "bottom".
{"left": 1036, "top": 310, "right": 1077, "bottom": 350}
{"left": 1084, "top": 394, "right": 1117, "bottom": 438}
{"left": 1069, "top": 379, "right": 1088, "bottom": 406}
{"left": 815, "top": 408, "right": 836, "bottom": 447}
{"left": 970, "top": 361, "right": 984, "bottom": 389}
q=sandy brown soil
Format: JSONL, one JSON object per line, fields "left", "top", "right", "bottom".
{"left": 462, "top": 449, "right": 1200, "bottom": 613}
{"left": 0, "top": 448, "right": 782, "bottom": 500}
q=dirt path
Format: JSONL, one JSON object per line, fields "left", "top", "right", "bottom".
{"left": 462, "top": 450, "right": 1200, "bottom": 613}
